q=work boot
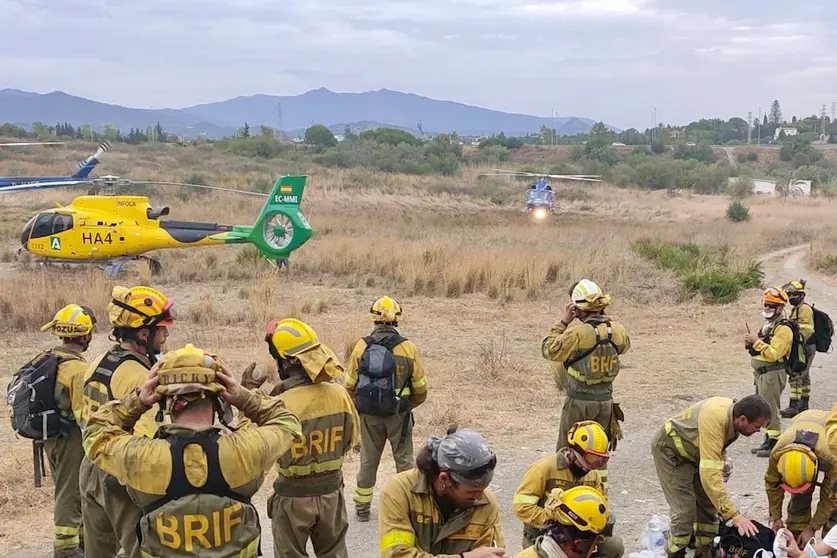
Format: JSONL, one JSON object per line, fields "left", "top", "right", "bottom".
{"left": 53, "top": 549, "right": 84, "bottom": 558}
{"left": 756, "top": 437, "right": 778, "bottom": 458}
{"left": 799, "top": 397, "right": 810, "bottom": 413}
{"left": 751, "top": 434, "right": 771, "bottom": 455}
{"left": 355, "top": 502, "right": 371, "bottom": 523}
{"left": 780, "top": 399, "right": 800, "bottom": 418}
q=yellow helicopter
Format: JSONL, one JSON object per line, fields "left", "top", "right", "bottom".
{"left": 11, "top": 175, "right": 313, "bottom": 277}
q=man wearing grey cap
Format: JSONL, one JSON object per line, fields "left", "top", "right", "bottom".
{"left": 378, "top": 426, "right": 506, "bottom": 557}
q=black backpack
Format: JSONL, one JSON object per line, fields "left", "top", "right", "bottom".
{"left": 713, "top": 521, "right": 775, "bottom": 558}
{"left": 778, "top": 320, "right": 808, "bottom": 374}
{"left": 6, "top": 350, "right": 78, "bottom": 440}
{"left": 810, "top": 304, "right": 834, "bottom": 353}
{"left": 355, "top": 334, "right": 409, "bottom": 417}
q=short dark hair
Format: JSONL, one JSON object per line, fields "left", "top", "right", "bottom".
{"left": 733, "top": 394, "right": 771, "bottom": 422}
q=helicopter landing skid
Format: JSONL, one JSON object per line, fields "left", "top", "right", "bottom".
{"left": 103, "top": 256, "right": 162, "bottom": 278}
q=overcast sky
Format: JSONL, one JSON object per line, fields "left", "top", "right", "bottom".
{"left": 1, "top": 0, "right": 835, "bottom": 129}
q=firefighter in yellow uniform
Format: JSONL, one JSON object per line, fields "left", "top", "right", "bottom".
{"left": 514, "top": 421, "right": 623, "bottom": 557}
{"left": 38, "top": 304, "right": 96, "bottom": 557}
{"left": 76, "top": 285, "right": 175, "bottom": 558}
{"left": 515, "top": 486, "right": 610, "bottom": 558}
{"left": 345, "top": 296, "right": 428, "bottom": 522}
{"left": 250, "top": 318, "right": 360, "bottom": 558}
{"left": 781, "top": 280, "right": 816, "bottom": 418}
{"left": 745, "top": 287, "right": 794, "bottom": 457}
{"left": 651, "top": 395, "right": 771, "bottom": 558}
{"left": 82, "top": 344, "right": 304, "bottom": 558}
{"left": 765, "top": 408, "right": 837, "bottom": 544}
{"left": 378, "top": 427, "right": 506, "bottom": 558}
{"left": 541, "top": 279, "right": 630, "bottom": 489}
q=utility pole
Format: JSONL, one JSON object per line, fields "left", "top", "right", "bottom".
{"left": 747, "top": 111, "right": 753, "bottom": 144}
{"left": 277, "top": 102, "right": 283, "bottom": 140}
{"left": 821, "top": 104, "right": 828, "bottom": 138}
{"left": 757, "top": 105, "right": 761, "bottom": 145}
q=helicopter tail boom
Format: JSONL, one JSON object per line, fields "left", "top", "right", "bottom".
{"left": 210, "top": 175, "right": 313, "bottom": 259}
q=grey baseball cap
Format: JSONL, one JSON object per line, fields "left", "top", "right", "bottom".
{"left": 430, "top": 428, "right": 497, "bottom": 487}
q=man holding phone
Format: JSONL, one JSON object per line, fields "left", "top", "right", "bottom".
{"left": 541, "top": 279, "right": 631, "bottom": 490}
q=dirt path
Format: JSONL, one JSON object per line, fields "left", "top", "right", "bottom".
{"left": 9, "top": 245, "right": 836, "bottom": 558}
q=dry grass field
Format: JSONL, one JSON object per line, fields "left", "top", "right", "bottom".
{"left": 1, "top": 141, "right": 837, "bottom": 554}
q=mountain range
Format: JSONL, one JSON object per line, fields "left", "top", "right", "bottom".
{"left": 0, "top": 87, "right": 615, "bottom": 139}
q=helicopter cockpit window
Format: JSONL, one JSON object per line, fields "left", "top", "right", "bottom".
{"left": 51, "top": 214, "right": 73, "bottom": 235}
{"left": 30, "top": 213, "right": 57, "bottom": 239}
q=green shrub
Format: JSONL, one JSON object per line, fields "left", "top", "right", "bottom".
{"left": 747, "top": 152, "right": 758, "bottom": 161}
{"left": 726, "top": 200, "right": 751, "bottom": 222}
{"left": 632, "top": 240, "right": 763, "bottom": 304}
{"left": 737, "top": 153, "right": 748, "bottom": 163}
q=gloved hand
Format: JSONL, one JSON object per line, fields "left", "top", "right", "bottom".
{"left": 240, "top": 362, "right": 266, "bottom": 390}
{"left": 543, "top": 488, "right": 567, "bottom": 520}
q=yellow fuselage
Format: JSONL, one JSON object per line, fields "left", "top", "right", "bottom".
{"left": 21, "top": 195, "right": 236, "bottom": 261}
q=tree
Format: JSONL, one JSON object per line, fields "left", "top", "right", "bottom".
{"left": 586, "top": 121, "right": 614, "bottom": 150}
{"left": 238, "top": 122, "right": 250, "bottom": 138}
{"left": 791, "top": 116, "right": 797, "bottom": 124}
{"left": 304, "top": 124, "right": 338, "bottom": 151}
{"left": 763, "top": 114, "right": 768, "bottom": 126}
{"left": 769, "top": 99, "right": 783, "bottom": 124}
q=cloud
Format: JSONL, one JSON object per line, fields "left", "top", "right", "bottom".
{"left": 0, "top": 0, "right": 835, "bottom": 128}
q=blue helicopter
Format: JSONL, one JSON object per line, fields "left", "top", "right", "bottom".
{"left": 478, "top": 169, "right": 601, "bottom": 219}
{"left": 0, "top": 141, "right": 112, "bottom": 193}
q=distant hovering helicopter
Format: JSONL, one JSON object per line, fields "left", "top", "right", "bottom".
{"left": 477, "top": 168, "right": 601, "bottom": 220}
{"left": 1, "top": 141, "right": 312, "bottom": 275}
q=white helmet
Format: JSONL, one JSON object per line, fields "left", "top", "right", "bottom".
{"left": 572, "top": 279, "right": 603, "bottom": 303}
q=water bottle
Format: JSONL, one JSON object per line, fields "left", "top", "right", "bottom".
{"left": 642, "top": 515, "right": 669, "bottom": 557}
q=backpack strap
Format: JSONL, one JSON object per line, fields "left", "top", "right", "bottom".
{"left": 142, "top": 429, "right": 247, "bottom": 515}
{"left": 563, "top": 322, "right": 619, "bottom": 369}
{"left": 84, "top": 350, "right": 144, "bottom": 401}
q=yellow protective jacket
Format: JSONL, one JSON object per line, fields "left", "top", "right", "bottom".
{"left": 750, "top": 321, "right": 792, "bottom": 372}
{"left": 765, "top": 409, "right": 837, "bottom": 529}
{"left": 541, "top": 316, "right": 630, "bottom": 400}
{"left": 379, "top": 468, "right": 504, "bottom": 557}
{"left": 77, "top": 344, "right": 158, "bottom": 437}
{"left": 791, "top": 304, "right": 816, "bottom": 344}
{"left": 662, "top": 397, "right": 741, "bottom": 521}
{"left": 269, "top": 375, "right": 360, "bottom": 496}
{"left": 83, "top": 388, "right": 303, "bottom": 557}
{"left": 513, "top": 449, "right": 605, "bottom": 534}
{"left": 83, "top": 388, "right": 303, "bottom": 506}
{"left": 50, "top": 345, "right": 87, "bottom": 422}
{"left": 345, "top": 325, "right": 428, "bottom": 409}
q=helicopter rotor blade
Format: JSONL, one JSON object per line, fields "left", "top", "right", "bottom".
{"left": 0, "top": 141, "right": 65, "bottom": 147}
{"left": 0, "top": 179, "right": 92, "bottom": 193}
{"left": 97, "top": 178, "right": 270, "bottom": 197}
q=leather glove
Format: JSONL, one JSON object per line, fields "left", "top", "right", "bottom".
{"left": 240, "top": 362, "right": 266, "bottom": 390}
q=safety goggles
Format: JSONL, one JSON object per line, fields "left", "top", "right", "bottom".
{"left": 446, "top": 454, "right": 498, "bottom": 485}
{"left": 581, "top": 449, "right": 610, "bottom": 468}
{"left": 781, "top": 481, "right": 814, "bottom": 495}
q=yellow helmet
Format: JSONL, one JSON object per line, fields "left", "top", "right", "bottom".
{"left": 545, "top": 486, "right": 609, "bottom": 533}
{"left": 777, "top": 445, "right": 818, "bottom": 494}
{"left": 783, "top": 280, "right": 807, "bottom": 295}
{"left": 571, "top": 279, "right": 611, "bottom": 311}
{"left": 154, "top": 343, "right": 224, "bottom": 398}
{"left": 265, "top": 318, "right": 321, "bottom": 359}
{"left": 568, "top": 421, "right": 609, "bottom": 467}
{"left": 371, "top": 296, "right": 402, "bottom": 324}
{"left": 40, "top": 304, "right": 96, "bottom": 338}
{"left": 108, "top": 285, "right": 175, "bottom": 329}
